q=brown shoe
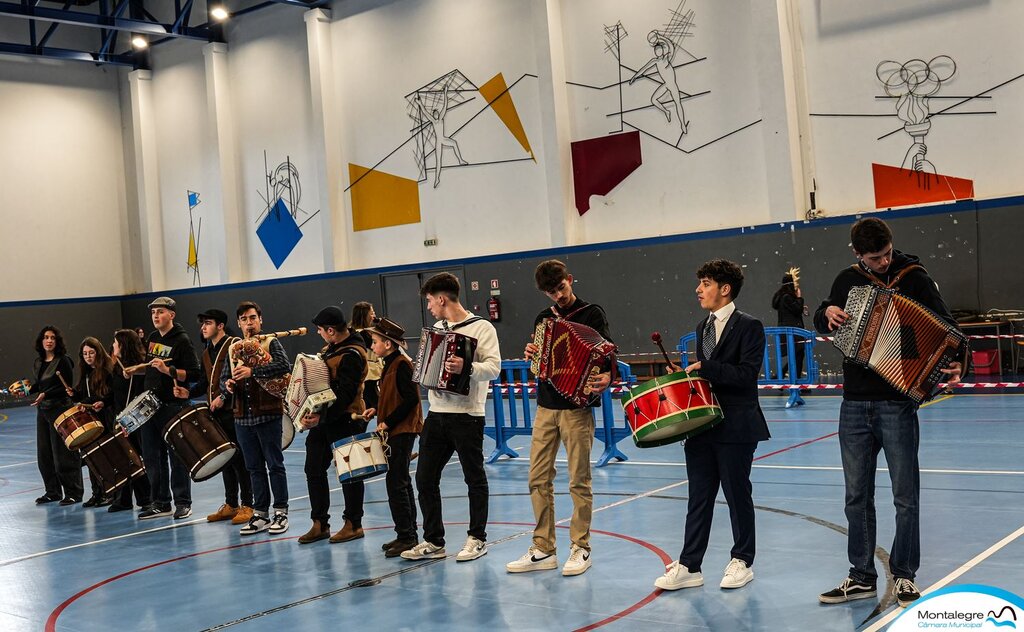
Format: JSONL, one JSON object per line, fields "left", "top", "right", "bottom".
{"left": 298, "top": 520, "right": 331, "bottom": 544}
{"left": 329, "top": 519, "right": 365, "bottom": 543}
{"left": 207, "top": 503, "right": 239, "bottom": 523}
{"left": 231, "top": 506, "right": 255, "bottom": 525}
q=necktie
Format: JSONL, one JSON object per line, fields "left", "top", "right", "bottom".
{"left": 702, "top": 315, "right": 717, "bottom": 359}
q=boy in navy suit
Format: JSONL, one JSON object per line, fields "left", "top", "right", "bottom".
{"left": 657, "top": 259, "right": 770, "bottom": 592}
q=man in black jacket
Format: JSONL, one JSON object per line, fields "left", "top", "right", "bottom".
{"left": 131, "top": 296, "right": 202, "bottom": 520}
{"left": 816, "top": 217, "right": 961, "bottom": 608}
{"left": 297, "top": 306, "right": 369, "bottom": 545}
{"left": 656, "top": 259, "right": 769, "bottom": 592}
{"left": 506, "top": 260, "right": 612, "bottom": 578}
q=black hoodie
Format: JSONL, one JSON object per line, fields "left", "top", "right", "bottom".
{"left": 144, "top": 322, "right": 202, "bottom": 402}
{"left": 813, "top": 250, "right": 957, "bottom": 401}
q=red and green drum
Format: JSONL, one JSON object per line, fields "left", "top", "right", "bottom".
{"left": 621, "top": 371, "right": 723, "bottom": 448}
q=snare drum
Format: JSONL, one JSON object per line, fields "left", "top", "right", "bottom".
{"left": 117, "top": 390, "right": 161, "bottom": 434}
{"left": 331, "top": 432, "right": 388, "bottom": 483}
{"left": 82, "top": 430, "right": 145, "bottom": 495}
{"left": 163, "top": 404, "right": 238, "bottom": 482}
{"left": 621, "top": 372, "right": 723, "bottom": 448}
{"left": 53, "top": 405, "right": 105, "bottom": 450}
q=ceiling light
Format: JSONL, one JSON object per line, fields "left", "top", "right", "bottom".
{"left": 131, "top": 35, "right": 148, "bottom": 50}
{"left": 210, "top": 6, "right": 230, "bottom": 21}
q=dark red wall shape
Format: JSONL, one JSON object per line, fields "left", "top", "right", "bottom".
{"left": 570, "top": 131, "right": 643, "bottom": 215}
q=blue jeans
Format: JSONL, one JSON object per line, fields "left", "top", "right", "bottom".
{"left": 235, "top": 419, "right": 289, "bottom": 514}
{"left": 839, "top": 399, "right": 920, "bottom": 584}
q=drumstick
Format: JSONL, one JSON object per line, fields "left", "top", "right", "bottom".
{"left": 650, "top": 332, "right": 674, "bottom": 367}
{"left": 56, "top": 371, "right": 71, "bottom": 390}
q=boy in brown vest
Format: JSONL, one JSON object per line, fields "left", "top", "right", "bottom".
{"left": 297, "top": 306, "right": 369, "bottom": 545}
{"left": 362, "top": 317, "right": 423, "bottom": 558}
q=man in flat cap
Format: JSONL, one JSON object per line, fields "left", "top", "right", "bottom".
{"left": 126, "top": 296, "right": 202, "bottom": 520}
{"left": 296, "top": 306, "right": 369, "bottom": 545}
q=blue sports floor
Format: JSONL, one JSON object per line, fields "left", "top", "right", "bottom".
{"left": 1, "top": 394, "right": 1022, "bottom": 631}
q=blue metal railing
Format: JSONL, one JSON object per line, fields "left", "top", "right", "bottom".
{"left": 485, "top": 360, "right": 637, "bottom": 467}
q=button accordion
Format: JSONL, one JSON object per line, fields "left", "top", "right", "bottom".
{"left": 531, "top": 318, "right": 617, "bottom": 406}
{"left": 833, "top": 285, "right": 967, "bottom": 403}
{"left": 412, "top": 328, "right": 477, "bottom": 395}
{"left": 285, "top": 353, "right": 336, "bottom": 430}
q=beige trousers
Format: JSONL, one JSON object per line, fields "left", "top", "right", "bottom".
{"left": 528, "top": 406, "right": 595, "bottom": 553}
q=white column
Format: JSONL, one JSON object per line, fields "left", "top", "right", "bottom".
{"left": 750, "top": 0, "right": 814, "bottom": 221}
{"left": 127, "top": 69, "right": 166, "bottom": 291}
{"left": 203, "top": 42, "right": 247, "bottom": 283}
{"left": 305, "top": 8, "right": 346, "bottom": 271}
{"left": 532, "top": 0, "right": 581, "bottom": 247}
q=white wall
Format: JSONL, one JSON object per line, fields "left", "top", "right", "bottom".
{"left": 0, "top": 56, "right": 129, "bottom": 300}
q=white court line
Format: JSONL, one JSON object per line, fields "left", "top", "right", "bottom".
{"left": 0, "top": 467, "right": 402, "bottom": 568}
{"left": 511, "top": 458, "right": 1024, "bottom": 476}
{"left": 0, "top": 460, "right": 36, "bottom": 469}
{"left": 863, "top": 523, "right": 1024, "bottom": 632}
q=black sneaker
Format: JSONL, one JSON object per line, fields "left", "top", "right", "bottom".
{"left": 381, "top": 538, "right": 399, "bottom": 552}
{"left": 108, "top": 504, "right": 132, "bottom": 513}
{"left": 83, "top": 496, "right": 101, "bottom": 508}
{"left": 819, "top": 577, "right": 877, "bottom": 604}
{"left": 894, "top": 578, "right": 921, "bottom": 607}
{"left": 59, "top": 497, "right": 81, "bottom": 506}
{"left": 97, "top": 496, "right": 113, "bottom": 508}
{"left": 174, "top": 506, "right": 193, "bottom": 519}
{"left": 35, "top": 494, "right": 61, "bottom": 505}
{"left": 139, "top": 505, "right": 172, "bottom": 520}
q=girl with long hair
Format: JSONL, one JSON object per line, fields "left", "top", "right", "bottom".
{"left": 27, "top": 326, "right": 84, "bottom": 505}
{"left": 107, "top": 329, "right": 152, "bottom": 513}
{"left": 352, "top": 301, "right": 383, "bottom": 409}
{"left": 73, "top": 337, "right": 116, "bottom": 507}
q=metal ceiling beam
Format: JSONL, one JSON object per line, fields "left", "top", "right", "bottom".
{"left": 0, "top": 41, "right": 137, "bottom": 66}
{"left": 0, "top": 1, "right": 216, "bottom": 40}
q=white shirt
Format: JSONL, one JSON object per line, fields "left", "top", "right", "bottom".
{"left": 708, "top": 301, "right": 737, "bottom": 344}
{"left": 425, "top": 312, "right": 502, "bottom": 416}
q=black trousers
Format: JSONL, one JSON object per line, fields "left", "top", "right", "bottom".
{"left": 304, "top": 418, "right": 366, "bottom": 527}
{"left": 213, "top": 409, "right": 253, "bottom": 507}
{"left": 385, "top": 433, "right": 418, "bottom": 541}
{"left": 416, "top": 412, "right": 488, "bottom": 547}
{"left": 679, "top": 436, "right": 758, "bottom": 572}
{"left": 37, "top": 401, "right": 84, "bottom": 500}
{"left": 138, "top": 402, "right": 192, "bottom": 509}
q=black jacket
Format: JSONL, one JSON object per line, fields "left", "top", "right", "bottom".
{"left": 144, "top": 322, "right": 202, "bottom": 402}
{"left": 813, "top": 251, "right": 957, "bottom": 401}
{"left": 772, "top": 291, "right": 805, "bottom": 328}
{"left": 695, "top": 309, "right": 770, "bottom": 443}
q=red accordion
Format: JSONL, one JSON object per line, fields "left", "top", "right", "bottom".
{"left": 412, "top": 328, "right": 478, "bottom": 396}
{"left": 531, "top": 318, "right": 617, "bottom": 406}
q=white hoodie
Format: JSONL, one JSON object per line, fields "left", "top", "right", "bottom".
{"left": 425, "top": 312, "right": 502, "bottom": 416}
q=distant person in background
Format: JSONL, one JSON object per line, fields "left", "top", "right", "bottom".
{"left": 351, "top": 301, "right": 383, "bottom": 411}
{"left": 771, "top": 269, "right": 806, "bottom": 379}
{"left": 26, "top": 326, "right": 83, "bottom": 505}
{"left": 134, "top": 327, "right": 146, "bottom": 343}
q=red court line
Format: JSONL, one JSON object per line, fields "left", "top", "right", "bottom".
{"left": 0, "top": 486, "right": 44, "bottom": 498}
{"left": 754, "top": 432, "right": 838, "bottom": 461}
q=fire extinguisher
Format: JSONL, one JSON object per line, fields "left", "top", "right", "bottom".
{"left": 487, "top": 296, "right": 501, "bottom": 322}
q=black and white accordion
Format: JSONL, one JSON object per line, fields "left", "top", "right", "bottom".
{"left": 285, "top": 353, "right": 336, "bottom": 431}
{"left": 412, "top": 328, "right": 478, "bottom": 396}
{"left": 833, "top": 285, "right": 967, "bottom": 403}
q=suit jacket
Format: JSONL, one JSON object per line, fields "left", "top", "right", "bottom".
{"left": 694, "top": 309, "right": 770, "bottom": 443}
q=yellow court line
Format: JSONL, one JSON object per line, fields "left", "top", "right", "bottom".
{"left": 920, "top": 394, "right": 954, "bottom": 408}
{"left": 0, "top": 414, "right": 8, "bottom": 424}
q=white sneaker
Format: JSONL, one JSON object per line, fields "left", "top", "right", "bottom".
{"left": 401, "top": 541, "right": 446, "bottom": 560}
{"left": 268, "top": 511, "right": 289, "bottom": 535}
{"left": 720, "top": 558, "right": 754, "bottom": 589}
{"left": 654, "top": 561, "right": 704, "bottom": 590}
{"left": 239, "top": 513, "right": 271, "bottom": 536}
{"left": 455, "top": 536, "right": 487, "bottom": 562}
{"left": 562, "top": 544, "right": 592, "bottom": 576}
{"left": 506, "top": 547, "right": 558, "bottom": 573}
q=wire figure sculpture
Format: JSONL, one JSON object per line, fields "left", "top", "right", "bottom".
{"left": 628, "top": 1, "right": 695, "bottom": 136}
{"left": 406, "top": 70, "right": 476, "bottom": 187}
{"left": 876, "top": 56, "right": 957, "bottom": 174}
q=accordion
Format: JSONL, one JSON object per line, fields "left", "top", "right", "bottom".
{"left": 531, "top": 318, "right": 617, "bottom": 406}
{"left": 833, "top": 285, "right": 967, "bottom": 403}
{"left": 285, "top": 353, "right": 336, "bottom": 429}
{"left": 230, "top": 338, "right": 290, "bottom": 398}
{"left": 412, "top": 328, "right": 477, "bottom": 395}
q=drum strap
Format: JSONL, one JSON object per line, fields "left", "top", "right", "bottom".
{"left": 443, "top": 316, "right": 484, "bottom": 331}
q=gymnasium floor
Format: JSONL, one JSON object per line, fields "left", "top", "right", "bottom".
{"left": 1, "top": 394, "right": 1021, "bottom": 631}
